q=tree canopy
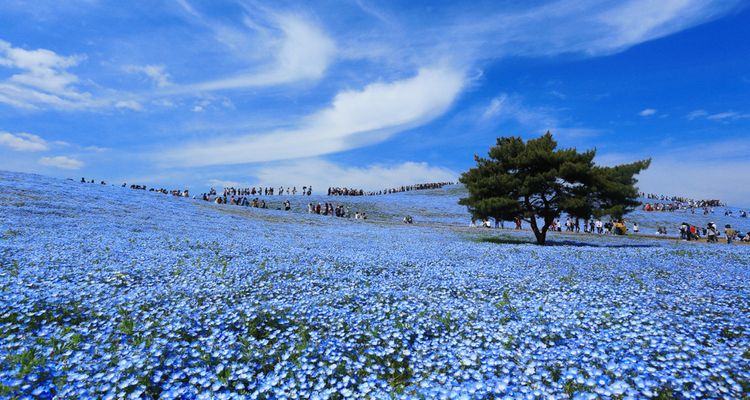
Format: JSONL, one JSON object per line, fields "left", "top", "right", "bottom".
{"left": 459, "top": 132, "right": 650, "bottom": 245}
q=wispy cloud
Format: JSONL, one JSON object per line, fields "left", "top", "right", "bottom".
{"left": 0, "top": 131, "right": 49, "bottom": 151}
{"left": 114, "top": 100, "right": 143, "bottom": 111}
{"left": 480, "top": 93, "right": 605, "bottom": 142}
{"left": 123, "top": 64, "right": 171, "bottom": 88}
{"left": 161, "top": 67, "right": 465, "bottom": 166}
{"left": 38, "top": 155, "right": 84, "bottom": 170}
{"left": 601, "top": 138, "right": 750, "bottom": 206}
{"left": 687, "top": 109, "right": 750, "bottom": 121}
{"left": 0, "top": 39, "right": 100, "bottom": 110}
{"left": 706, "top": 111, "right": 750, "bottom": 121}
{"left": 389, "top": 0, "right": 745, "bottom": 66}
{"left": 168, "top": 10, "right": 336, "bottom": 93}
{"left": 639, "top": 108, "right": 657, "bottom": 116}
{"left": 482, "top": 93, "right": 557, "bottom": 128}
{"left": 686, "top": 109, "right": 708, "bottom": 120}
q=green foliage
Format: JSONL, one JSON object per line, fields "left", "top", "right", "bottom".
{"left": 563, "top": 379, "right": 588, "bottom": 396}
{"left": 5, "top": 347, "right": 46, "bottom": 378}
{"left": 1, "top": 229, "right": 20, "bottom": 239}
{"left": 654, "top": 385, "right": 677, "bottom": 400}
{"left": 117, "top": 307, "right": 136, "bottom": 336}
{"left": 217, "top": 366, "right": 231, "bottom": 385}
{"left": 460, "top": 132, "right": 650, "bottom": 244}
{"left": 719, "top": 326, "right": 744, "bottom": 340}
{"left": 2, "top": 259, "right": 20, "bottom": 277}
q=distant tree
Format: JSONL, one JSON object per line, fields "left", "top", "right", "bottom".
{"left": 459, "top": 132, "right": 650, "bottom": 245}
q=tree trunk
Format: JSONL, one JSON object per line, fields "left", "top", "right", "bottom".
{"left": 529, "top": 216, "right": 547, "bottom": 245}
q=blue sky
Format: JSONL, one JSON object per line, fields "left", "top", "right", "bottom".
{"left": 1, "top": 1, "right": 749, "bottom": 205}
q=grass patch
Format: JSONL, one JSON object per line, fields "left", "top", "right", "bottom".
{"left": 1, "top": 229, "right": 20, "bottom": 239}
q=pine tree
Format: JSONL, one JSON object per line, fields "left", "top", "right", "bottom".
{"left": 459, "top": 132, "right": 650, "bottom": 245}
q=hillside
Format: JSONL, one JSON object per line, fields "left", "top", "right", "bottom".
{"left": 1, "top": 171, "right": 749, "bottom": 398}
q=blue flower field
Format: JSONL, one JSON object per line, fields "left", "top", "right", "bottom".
{"left": 1, "top": 171, "right": 749, "bottom": 399}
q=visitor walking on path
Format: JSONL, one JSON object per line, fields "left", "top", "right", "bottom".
{"left": 724, "top": 224, "right": 736, "bottom": 244}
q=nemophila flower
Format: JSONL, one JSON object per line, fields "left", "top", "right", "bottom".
{"left": 1, "top": 171, "right": 750, "bottom": 398}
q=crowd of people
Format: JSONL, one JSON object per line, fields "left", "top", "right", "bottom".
{"left": 193, "top": 190, "right": 373, "bottom": 220}
{"left": 305, "top": 202, "right": 368, "bottom": 219}
{"left": 80, "top": 177, "right": 190, "bottom": 197}
{"left": 472, "top": 216, "right": 631, "bottom": 235}
{"left": 724, "top": 209, "right": 748, "bottom": 218}
{"left": 679, "top": 222, "right": 750, "bottom": 243}
{"left": 640, "top": 192, "right": 724, "bottom": 212}
{"left": 640, "top": 192, "right": 724, "bottom": 207}
{"left": 470, "top": 214, "right": 750, "bottom": 244}
{"left": 220, "top": 186, "right": 313, "bottom": 196}
{"left": 128, "top": 183, "right": 189, "bottom": 197}
{"left": 79, "top": 176, "right": 749, "bottom": 244}
{"left": 327, "top": 182, "right": 454, "bottom": 196}
{"left": 80, "top": 177, "right": 107, "bottom": 185}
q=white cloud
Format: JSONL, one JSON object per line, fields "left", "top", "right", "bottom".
{"left": 590, "top": 0, "right": 724, "bottom": 54}
{"left": 638, "top": 158, "right": 750, "bottom": 208}
{"left": 639, "top": 108, "right": 657, "bottom": 116}
{"left": 0, "top": 39, "right": 100, "bottom": 110}
{"left": 481, "top": 93, "right": 557, "bottom": 128}
{"left": 707, "top": 111, "right": 750, "bottom": 121}
{"left": 115, "top": 100, "right": 143, "bottom": 111}
{"left": 188, "top": 95, "right": 234, "bottom": 113}
{"left": 252, "top": 159, "right": 456, "bottom": 192}
{"left": 686, "top": 109, "right": 750, "bottom": 121}
{"left": 686, "top": 109, "right": 708, "bottom": 120}
{"left": 0, "top": 131, "right": 49, "bottom": 151}
{"left": 170, "top": 14, "right": 336, "bottom": 93}
{"left": 161, "top": 67, "right": 465, "bottom": 166}
{"left": 123, "top": 64, "right": 171, "bottom": 87}
{"left": 483, "top": 0, "right": 741, "bottom": 58}
{"left": 38, "top": 155, "right": 84, "bottom": 170}
{"left": 83, "top": 145, "right": 110, "bottom": 153}
{"left": 602, "top": 139, "right": 750, "bottom": 207}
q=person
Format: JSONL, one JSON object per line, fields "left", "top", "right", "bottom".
{"left": 706, "top": 223, "right": 717, "bottom": 243}
{"left": 403, "top": 215, "right": 413, "bottom": 224}
{"left": 742, "top": 232, "right": 750, "bottom": 242}
{"left": 724, "top": 224, "right": 736, "bottom": 244}
{"left": 633, "top": 222, "right": 639, "bottom": 234}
